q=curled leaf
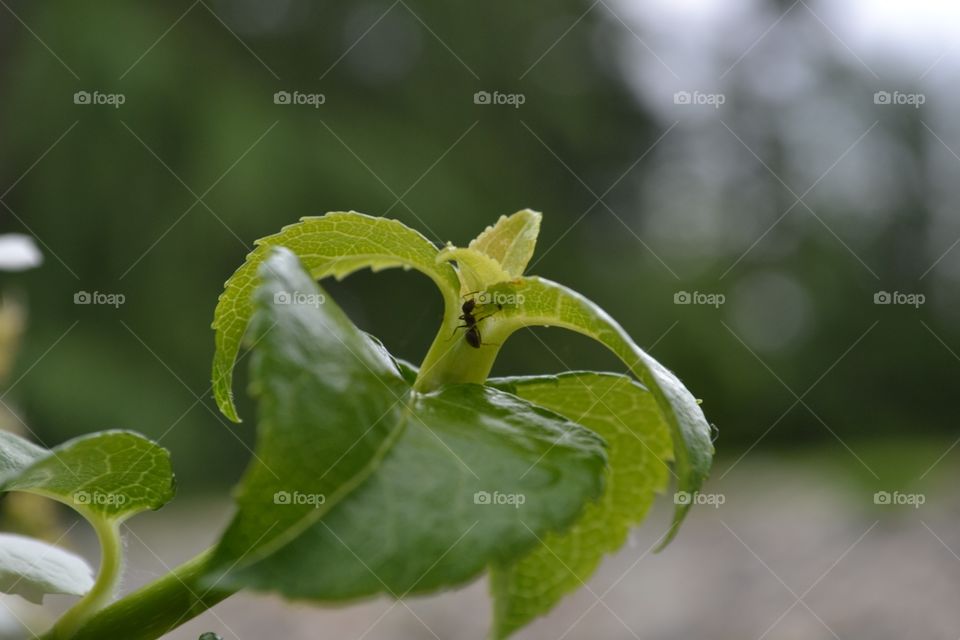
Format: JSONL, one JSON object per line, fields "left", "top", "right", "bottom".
{"left": 212, "top": 212, "right": 460, "bottom": 422}
{"left": 483, "top": 276, "right": 713, "bottom": 542}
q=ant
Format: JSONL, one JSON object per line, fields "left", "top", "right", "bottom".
{"left": 456, "top": 292, "right": 502, "bottom": 348}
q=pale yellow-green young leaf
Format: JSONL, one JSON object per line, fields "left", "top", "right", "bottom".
{"left": 468, "top": 209, "right": 542, "bottom": 277}
{"left": 435, "top": 245, "right": 513, "bottom": 295}
{"left": 487, "top": 372, "right": 672, "bottom": 639}
{"left": 211, "top": 212, "right": 461, "bottom": 422}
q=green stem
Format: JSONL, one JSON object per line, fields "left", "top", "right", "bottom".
{"left": 47, "top": 517, "right": 122, "bottom": 639}
{"left": 413, "top": 305, "right": 503, "bottom": 392}
{"left": 40, "top": 548, "right": 232, "bottom": 640}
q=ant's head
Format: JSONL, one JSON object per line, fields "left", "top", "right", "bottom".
{"left": 461, "top": 289, "right": 487, "bottom": 314}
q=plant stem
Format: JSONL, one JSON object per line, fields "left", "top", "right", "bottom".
{"left": 413, "top": 306, "right": 503, "bottom": 392}
{"left": 46, "top": 517, "right": 122, "bottom": 639}
{"left": 39, "top": 548, "right": 233, "bottom": 640}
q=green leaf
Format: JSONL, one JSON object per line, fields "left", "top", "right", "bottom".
{"left": 212, "top": 212, "right": 461, "bottom": 422}
{"left": 0, "top": 431, "right": 174, "bottom": 633}
{"left": 210, "top": 383, "right": 607, "bottom": 600}
{"left": 0, "top": 430, "right": 174, "bottom": 522}
{"left": 481, "top": 276, "right": 714, "bottom": 542}
{"left": 0, "top": 533, "right": 94, "bottom": 603}
{"left": 204, "top": 251, "right": 608, "bottom": 602}
{"left": 487, "top": 373, "right": 672, "bottom": 638}
{"left": 468, "top": 209, "right": 542, "bottom": 277}
{"left": 207, "top": 248, "right": 410, "bottom": 572}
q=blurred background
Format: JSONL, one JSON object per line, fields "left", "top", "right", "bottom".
{"left": 0, "top": 0, "right": 958, "bottom": 638}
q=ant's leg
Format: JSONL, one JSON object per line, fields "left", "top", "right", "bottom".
{"left": 473, "top": 310, "right": 501, "bottom": 323}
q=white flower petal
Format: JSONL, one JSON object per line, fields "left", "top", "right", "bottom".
{"left": 0, "top": 534, "right": 94, "bottom": 603}
{"left": 0, "top": 235, "right": 42, "bottom": 271}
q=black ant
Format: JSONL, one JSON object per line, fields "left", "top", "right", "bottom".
{"left": 456, "top": 292, "right": 502, "bottom": 348}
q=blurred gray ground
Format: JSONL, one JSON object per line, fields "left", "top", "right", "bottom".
{"left": 15, "top": 452, "right": 958, "bottom": 640}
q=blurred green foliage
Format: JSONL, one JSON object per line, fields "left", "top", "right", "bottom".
{"left": 0, "top": 0, "right": 953, "bottom": 489}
